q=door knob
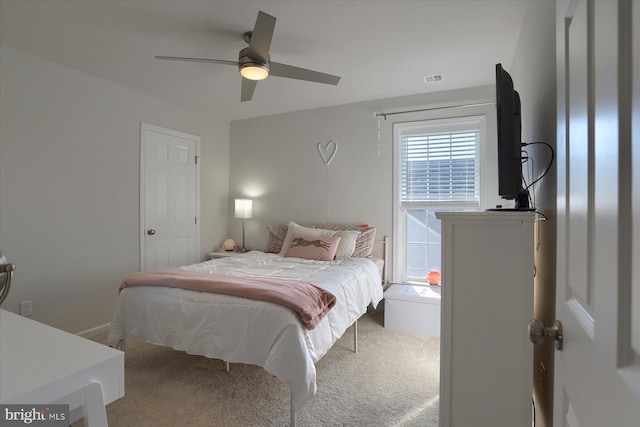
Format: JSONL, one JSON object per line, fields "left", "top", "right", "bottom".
{"left": 147, "top": 229, "right": 156, "bottom": 235}
{"left": 529, "top": 319, "right": 563, "bottom": 350}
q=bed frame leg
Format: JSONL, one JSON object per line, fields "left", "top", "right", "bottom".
{"left": 110, "top": 338, "right": 126, "bottom": 352}
{"left": 224, "top": 361, "right": 230, "bottom": 373}
{"left": 353, "top": 319, "right": 358, "bottom": 353}
{"left": 290, "top": 390, "right": 297, "bottom": 427}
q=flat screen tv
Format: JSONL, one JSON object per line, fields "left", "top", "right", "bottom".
{"left": 495, "top": 63, "right": 529, "bottom": 209}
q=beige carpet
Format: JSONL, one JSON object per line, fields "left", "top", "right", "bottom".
{"left": 89, "top": 311, "right": 440, "bottom": 426}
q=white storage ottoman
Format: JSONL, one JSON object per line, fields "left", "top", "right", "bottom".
{"left": 383, "top": 284, "right": 441, "bottom": 337}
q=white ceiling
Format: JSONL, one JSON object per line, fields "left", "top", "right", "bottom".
{"left": 0, "top": 0, "right": 530, "bottom": 123}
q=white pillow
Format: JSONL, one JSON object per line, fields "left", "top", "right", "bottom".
{"left": 279, "top": 222, "right": 359, "bottom": 259}
{"left": 332, "top": 230, "right": 359, "bottom": 258}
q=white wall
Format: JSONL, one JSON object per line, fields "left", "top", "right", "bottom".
{"left": 229, "top": 85, "right": 502, "bottom": 271}
{"left": 0, "top": 45, "right": 230, "bottom": 334}
{"left": 509, "top": 1, "right": 557, "bottom": 426}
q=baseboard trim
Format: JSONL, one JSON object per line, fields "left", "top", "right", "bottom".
{"left": 77, "top": 322, "right": 110, "bottom": 338}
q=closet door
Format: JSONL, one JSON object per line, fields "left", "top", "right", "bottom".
{"left": 140, "top": 123, "right": 200, "bottom": 270}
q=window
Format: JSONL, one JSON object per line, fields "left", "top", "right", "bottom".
{"left": 393, "top": 116, "right": 483, "bottom": 283}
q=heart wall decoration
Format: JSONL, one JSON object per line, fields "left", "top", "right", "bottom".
{"left": 318, "top": 141, "right": 338, "bottom": 166}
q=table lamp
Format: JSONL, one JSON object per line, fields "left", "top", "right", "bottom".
{"left": 234, "top": 199, "right": 252, "bottom": 252}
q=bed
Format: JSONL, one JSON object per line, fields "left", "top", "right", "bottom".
{"left": 107, "top": 222, "right": 385, "bottom": 426}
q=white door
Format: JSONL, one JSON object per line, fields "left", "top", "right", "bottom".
{"left": 554, "top": 1, "right": 640, "bottom": 426}
{"left": 140, "top": 123, "right": 200, "bottom": 271}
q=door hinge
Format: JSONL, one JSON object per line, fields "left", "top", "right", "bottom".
{"left": 195, "top": 155, "right": 199, "bottom": 164}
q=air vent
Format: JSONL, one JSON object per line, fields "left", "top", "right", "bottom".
{"left": 423, "top": 73, "right": 444, "bottom": 83}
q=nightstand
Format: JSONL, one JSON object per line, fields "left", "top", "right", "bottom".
{"left": 207, "top": 251, "right": 243, "bottom": 259}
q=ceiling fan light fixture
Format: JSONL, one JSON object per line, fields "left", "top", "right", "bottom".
{"left": 240, "top": 63, "right": 269, "bottom": 81}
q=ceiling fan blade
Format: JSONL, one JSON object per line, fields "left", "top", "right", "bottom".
{"left": 241, "top": 78, "right": 258, "bottom": 102}
{"left": 269, "top": 62, "right": 341, "bottom": 85}
{"left": 155, "top": 56, "right": 238, "bottom": 66}
{"left": 247, "top": 11, "right": 276, "bottom": 63}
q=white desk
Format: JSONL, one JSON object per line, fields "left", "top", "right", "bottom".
{"left": 0, "top": 309, "right": 124, "bottom": 423}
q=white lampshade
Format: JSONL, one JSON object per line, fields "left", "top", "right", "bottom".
{"left": 234, "top": 199, "right": 253, "bottom": 219}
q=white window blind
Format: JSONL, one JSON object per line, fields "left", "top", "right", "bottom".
{"left": 399, "top": 125, "right": 480, "bottom": 209}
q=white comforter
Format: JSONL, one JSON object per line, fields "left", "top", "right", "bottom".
{"left": 108, "top": 251, "right": 383, "bottom": 411}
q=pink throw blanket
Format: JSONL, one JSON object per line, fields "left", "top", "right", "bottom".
{"left": 119, "top": 268, "right": 336, "bottom": 330}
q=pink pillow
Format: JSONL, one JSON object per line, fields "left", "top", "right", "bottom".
{"left": 284, "top": 235, "right": 341, "bottom": 261}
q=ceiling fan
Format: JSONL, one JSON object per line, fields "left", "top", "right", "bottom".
{"left": 156, "top": 11, "right": 341, "bottom": 102}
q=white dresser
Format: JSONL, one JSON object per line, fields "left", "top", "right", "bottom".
{"left": 436, "top": 211, "right": 534, "bottom": 427}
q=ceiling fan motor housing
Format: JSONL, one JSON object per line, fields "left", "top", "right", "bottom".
{"left": 238, "top": 47, "right": 269, "bottom": 80}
